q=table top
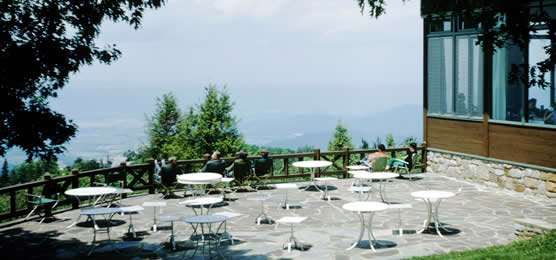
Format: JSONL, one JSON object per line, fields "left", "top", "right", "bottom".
{"left": 177, "top": 173, "right": 222, "bottom": 184}
{"left": 276, "top": 216, "right": 307, "bottom": 224}
{"left": 65, "top": 187, "right": 117, "bottom": 197}
{"left": 274, "top": 183, "right": 298, "bottom": 189}
{"left": 80, "top": 207, "right": 122, "bottom": 215}
{"left": 143, "top": 201, "right": 167, "bottom": 207}
{"left": 315, "top": 177, "right": 338, "bottom": 181}
{"left": 159, "top": 215, "right": 184, "bottom": 222}
{"left": 185, "top": 214, "right": 228, "bottom": 224}
{"left": 221, "top": 177, "right": 234, "bottom": 183}
{"left": 411, "top": 190, "right": 455, "bottom": 200}
{"left": 343, "top": 201, "right": 389, "bottom": 213}
{"left": 292, "top": 160, "right": 332, "bottom": 168}
{"left": 247, "top": 195, "right": 272, "bottom": 201}
{"left": 348, "top": 170, "right": 369, "bottom": 175}
{"left": 347, "top": 165, "right": 369, "bottom": 170}
{"left": 120, "top": 205, "right": 144, "bottom": 212}
{"left": 179, "top": 197, "right": 223, "bottom": 206}
{"left": 352, "top": 171, "right": 398, "bottom": 180}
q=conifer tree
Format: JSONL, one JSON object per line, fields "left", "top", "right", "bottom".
{"left": 146, "top": 92, "right": 181, "bottom": 159}
{"left": 328, "top": 121, "right": 354, "bottom": 151}
{"left": 0, "top": 159, "right": 9, "bottom": 187}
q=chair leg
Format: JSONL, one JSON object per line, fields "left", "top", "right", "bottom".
{"left": 25, "top": 206, "right": 39, "bottom": 221}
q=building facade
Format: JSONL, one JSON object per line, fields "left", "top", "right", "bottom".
{"left": 422, "top": 1, "right": 556, "bottom": 198}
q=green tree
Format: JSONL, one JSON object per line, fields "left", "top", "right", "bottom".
{"left": 146, "top": 92, "right": 181, "bottom": 159}
{"left": 164, "top": 85, "right": 245, "bottom": 159}
{"left": 372, "top": 136, "right": 383, "bottom": 149}
{"left": 385, "top": 133, "right": 396, "bottom": 148}
{"left": 71, "top": 158, "right": 101, "bottom": 172}
{"left": 402, "top": 136, "right": 418, "bottom": 147}
{"left": 360, "top": 139, "right": 369, "bottom": 149}
{"left": 328, "top": 121, "right": 354, "bottom": 151}
{"left": 8, "top": 160, "right": 61, "bottom": 185}
{"left": 1, "top": 0, "right": 166, "bottom": 160}
{"left": 0, "top": 159, "right": 9, "bottom": 187}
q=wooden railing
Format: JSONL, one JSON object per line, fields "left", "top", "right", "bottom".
{"left": 0, "top": 143, "right": 427, "bottom": 221}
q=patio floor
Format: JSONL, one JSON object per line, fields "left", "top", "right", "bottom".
{"left": 1, "top": 173, "right": 555, "bottom": 260}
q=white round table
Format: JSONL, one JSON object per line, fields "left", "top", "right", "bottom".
{"left": 347, "top": 165, "right": 370, "bottom": 171}
{"left": 274, "top": 183, "right": 298, "bottom": 210}
{"left": 247, "top": 195, "right": 272, "bottom": 225}
{"left": 343, "top": 201, "right": 389, "bottom": 252}
{"left": 352, "top": 172, "right": 398, "bottom": 202}
{"left": 178, "top": 173, "right": 222, "bottom": 197}
{"left": 314, "top": 177, "right": 338, "bottom": 201}
{"left": 292, "top": 160, "right": 332, "bottom": 191}
{"left": 65, "top": 187, "right": 118, "bottom": 228}
{"left": 411, "top": 190, "right": 455, "bottom": 237}
{"left": 179, "top": 196, "right": 224, "bottom": 215}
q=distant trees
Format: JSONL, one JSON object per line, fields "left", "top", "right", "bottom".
{"left": 360, "top": 139, "right": 370, "bottom": 149}
{"left": 328, "top": 121, "right": 354, "bottom": 151}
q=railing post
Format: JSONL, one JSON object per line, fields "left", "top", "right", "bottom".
{"left": 148, "top": 158, "right": 155, "bottom": 194}
{"left": 314, "top": 148, "right": 321, "bottom": 177}
{"left": 297, "top": 157, "right": 303, "bottom": 174}
{"left": 284, "top": 158, "right": 289, "bottom": 176}
{"left": 422, "top": 141, "right": 428, "bottom": 173}
{"left": 10, "top": 189, "right": 16, "bottom": 217}
{"left": 343, "top": 146, "right": 350, "bottom": 178}
{"left": 203, "top": 154, "right": 210, "bottom": 161}
{"left": 71, "top": 168, "right": 79, "bottom": 209}
{"left": 120, "top": 161, "right": 128, "bottom": 199}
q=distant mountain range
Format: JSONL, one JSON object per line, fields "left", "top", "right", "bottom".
{"left": 4, "top": 104, "right": 422, "bottom": 167}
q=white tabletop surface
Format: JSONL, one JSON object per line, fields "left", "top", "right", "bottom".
{"left": 221, "top": 177, "right": 234, "bottom": 183}
{"left": 177, "top": 173, "right": 222, "bottom": 184}
{"left": 247, "top": 195, "right": 272, "bottom": 201}
{"left": 277, "top": 216, "right": 307, "bottom": 224}
{"left": 142, "top": 201, "right": 167, "bottom": 207}
{"left": 315, "top": 177, "right": 338, "bottom": 181}
{"left": 348, "top": 170, "right": 370, "bottom": 175}
{"left": 120, "top": 205, "right": 144, "bottom": 212}
{"left": 347, "top": 165, "right": 369, "bottom": 170}
{"left": 292, "top": 160, "right": 332, "bottom": 168}
{"left": 411, "top": 190, "right": 455, "bottom": 199}
{"left": 274, "top": 183, "right": 298, "bottom": 189}
{"left": 65, "top": 187, "right": 117, "bottom": 197}
{"left": 352, "top": 171, "right": 398, "bottom": 180}
{"left": 179, "top": 197, "right": 223, "bottom": 206}
{"left": 342, "top": 201, "right": 389, "bottom": 213}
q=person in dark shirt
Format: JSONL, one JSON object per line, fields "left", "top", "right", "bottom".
{"left": 200, "top": 151, "right": 227, "bottom": 176}
{"left": 253, "top": 150, "right": 273, "bottom": 177}
{"left": 226, "top": 151, "right": 252, "bottom": 183}
{"left": 41, "top": 173, "right": 60, "bottom": 217}
{"left": 160, "top": 157, "right": 178, "bottom": 197}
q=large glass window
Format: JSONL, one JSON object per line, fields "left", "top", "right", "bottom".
{"left": 456, "top": 36, "right": 483, "bottom": 117}
{"left": 528, "top": 38, "right": 555, "bottom": 125}
{"left": 428, "top": 37, "right": 453, "bottom": 115}
{"left": 491, "top": 45, "right": 524, "bottom": 122}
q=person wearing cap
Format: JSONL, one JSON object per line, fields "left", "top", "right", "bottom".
{"left": 160, "top": 157, "right": 179, "bottom": 197}
{"left": 226, "top": 151, "right": 252, "bottom": 183}
{"left": 200, "top": 151, "right": 227, "bottom": 176}
{"left": 253, "top": 150, "right": 273, "bottom": 177}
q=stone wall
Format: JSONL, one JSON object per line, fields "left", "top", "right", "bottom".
{"left": 426, "top": 151, "right": 556, "bottom": 199}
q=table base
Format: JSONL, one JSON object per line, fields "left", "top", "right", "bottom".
{"left": 347, "top": 212, "right": 380, "bottom": 252}
{"left": 186, "top": 222, "right": 226, "bottom": 259}
{"left": 417, "top": 198, "right": 449, "bottom": 237}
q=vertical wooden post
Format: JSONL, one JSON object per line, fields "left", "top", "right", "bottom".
{"left": 297, "top": 157, "right": 303, "bottom": 174}
{"left": 314, "top": 148, "right": 321, "bottom": 177}
{"left": 148, "top": 158, "right": 155, "bottom": 194}
{"left": 284, "top": 158, "right": 289, "bottom": 176}
{"left": 343, "top": 146, "right": 350, "bottom": 178}
{"left": 422, "top": 142, "right": 428, "bottom": 173}
{"left": 120, "top": 161, "right": 128, "bottom": 199}
{"left": 71, "top": 169, "right": 79, "bottom": 209}
{"left": 27, "top": 186, "right": 33, "bottom": 211}
{"left": 10, "top": 189, "right": 16, "bottom": 217}
{"left": 89, "top": 174, "right": 95, "bottom": 187}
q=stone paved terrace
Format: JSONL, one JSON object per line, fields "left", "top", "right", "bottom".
{"left": 1, "top": 173, "right": 555, "bottom": 260}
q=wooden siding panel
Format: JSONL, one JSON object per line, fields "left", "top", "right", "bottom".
{"left": 489, "top": 124, "right": 556, "bottom": 169}
{"left": 427, "top": 118, "right": 486, "bottom": 156}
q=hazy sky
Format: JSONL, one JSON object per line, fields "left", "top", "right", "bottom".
{"left": 7, "top": 0, "right": 424, "bottom": 164}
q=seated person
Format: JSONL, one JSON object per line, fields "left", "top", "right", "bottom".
{"left": 253, "top": 150, "right": 273, "bottom": 177}
{"left": 160, "top": 157, "right": 179, "bottom": 197}
{"left": 200, "top": 151, "right": 227, "bottom": 176}
{"left": 226, "top": 151, "right": 252, "bottom": 183}
{"left": 386, "top": 142, "right": 417, "bottom": 171}
{"left": 366, "top": 144, "right": 388, "bottom": 167}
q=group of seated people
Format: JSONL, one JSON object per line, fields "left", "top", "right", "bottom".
{"left": 362, "top": 142, "right": 418, "bottom": 172}
{"left": 158, "top": 150, "right": 273, "bottom": 197}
